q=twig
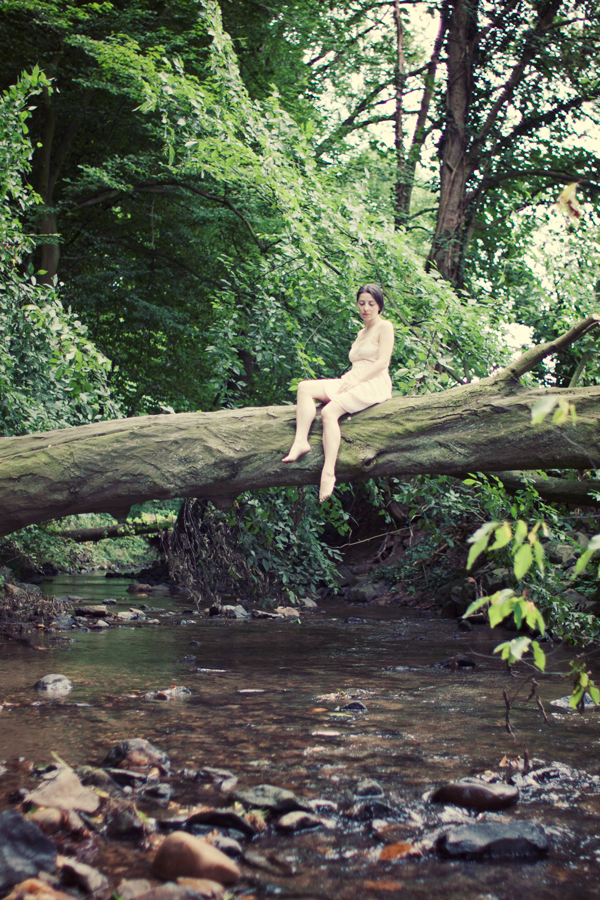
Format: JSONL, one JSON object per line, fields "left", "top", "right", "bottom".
{"left": 503, "top": 689, "right": 516, "bottom": 738}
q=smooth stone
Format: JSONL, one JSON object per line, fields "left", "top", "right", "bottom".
{"left": 250, "top": 610, "right": 280, "bottom": 619}
{"left": 340, "top": 701, "right": 367, "bottom": 712}
{"left": 355, "top": 779, "right": 384, "bottom": 797}
{"left": 116, "top": 879, "right": 153, "bottom": 900}
{"left": 430, "top": 779, "right": 518, "bottom": 811}
{"left": 73, "top": 605, "right": 107, "bottom": 618}
{"left": 143, "top": 687, "right": 191, "bottom": 701}
{"left": 274, "top": 607, "right": 301, "bottom": 618}
{"left": 126, "top": 886, "right": 214, "bottom": 900}
{"left": 433, "top": 655, "right": 476, "bottom": 669}
{"left": 346, "top": 800, "right": 398, "bottom": 821}
{"left": 106, "top": 803, "right": 145, "bottom": 840}
{"left": 186, "top": 810, "right": 256, "bottom": 838}
{"left": 3, "top": 879, "right": 72, "bottom": 900}
{"left": 58, "top": 855, "right": 109, "bottom": 893}
{"left": 90, "top": 619, "right": 111, "bottom": 629}
{"left": 299, "top": 598, "right": 318, "bottom": 608}
{"left": 177, "top": 877, "right": 224, "bottom": 900}
{"left": 0, "top": 811, "right": 57, "bottom": 893}
{"left": 152, "top": 832, "right": 240, "bottom": 885}
{"left": 276, "top": 811, "right": 329, "bottom": 832}
{"left": 233, "top": 784, "right": 311, "bottom": 814}
{"left": 28, "top": 809, "right": 63, "bottom": 835}
{"left": 550, "top": 693, "right": 596, "bottom": 710}
{"left": 141, "top": 784, "right": 173, "bottom": 806}
{"left": 205, "top": 835, "right": 242, "bottom": 857}
{"left": 104, "top": 738, "right": 170, "bottom": 771}
{"left": 436, "top": 821, "right": 549, "bottom": 859}
{"left": 25, "top": 767, "right": 100, "bottom": 814}
{"left": 222, "top": 605, "right": 250, "bottom": 619}
{"left": 33, "top": 675, "right": 73, "bottom": 697}
{"left": 103, "top": 767, "right": 148, "bottom": 787}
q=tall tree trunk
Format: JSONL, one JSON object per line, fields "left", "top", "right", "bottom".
{"left": 426, "top": 0, "right": 479, "bottom": 284}
{"left": 393, "top": 0, "right": 407, "bottom": 229}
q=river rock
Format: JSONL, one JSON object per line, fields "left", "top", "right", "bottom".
{"left": 58, "top": 856, "right": 109, "bottom": 894}
{"left": 116, "top": 879, "right": 153, "bottom": 900}
{"left": 152, "top": 832, "right": 240, "bottom": 885}
{"left": 340, "top": 700, "right": 367, "bottom": 712}
{"left": 205, "top": 835, "right": 242, "bottom": 857}
{"left": 436, "top": 821, "right": 549, "bottom": 859}
{"left": 299, "top": 598, "right": 318, "bottom": 608}
{"left": 194, "top": 768, "right": 238, "bottom": 792}
{"left": 355, "top": 779, "right": 384, "bottom": 797}
{"left": 177, "top": 878, "right": 225, "bottom": 900}
{"left": 186, "top": 810, "right": 256, "bottom": 838}
{"left": 73, "top": 605, "right": 107, "bottom": 618}
{"left": 346, "top": 800, "right": 398, "bottom": 821}
{"left": 25, "top": 767, "right": 100, "bottom": 814}
{"left": 433, "top": 655, "right": 476, "bottom": 670}
{"left": 550, "top": 693, "right": 596, "bottom": 710}
{"left": 3, "top": 879, "right": 73, "bottom": 900}
{"left": 0, "top": 811, "right": 57, "bottom": 893}
{"left": 233, "top": 784, "right": 311, "bottom": 814}
{"left": 250, "top": 610, "right": 280, "bottom": 619}
{"left": 222, "top": 605, "right": 249, "bottom": 619}
{"left": 106, "top": 802, "right": 146, "bottom": 840}
{"left": 274, "top": 607, "right": 301, "bottom": 618}
{"left": 276, "top": 811, "right": 330, "bottom": 832}
{"left": 430, "top": 778, "right": 518, "bottom": 811}
{"left": 104, "top": 738, "right": 170, "bottom": 772}
{"left": 143, "top": 687, "right": 191, "bottom": 701}
{"left": 27, "top": 809, "right": 64, "bottom": 835}
{"left": 34, "top": 675, "right": 73, "bottom": 697}
{"left": 141, "top": 783, "right": 173, "bottom": 806}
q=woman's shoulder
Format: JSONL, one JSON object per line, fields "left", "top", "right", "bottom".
{"left": 378, "top": 318, "right": 395, "bottom": 336}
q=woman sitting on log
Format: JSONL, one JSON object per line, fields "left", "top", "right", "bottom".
{"left": 283, "top": 284, "right": 395, "bottom": 502}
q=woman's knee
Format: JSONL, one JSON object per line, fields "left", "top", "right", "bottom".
{"left": 321, "top": 403, "right": 341, "bottom": 425}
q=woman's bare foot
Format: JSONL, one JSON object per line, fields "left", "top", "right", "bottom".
{"left": 282, "top": 440, "right": 311, "bottom": 463}
{"left": 319, "top": 471, "right": 336, "bottom": 502}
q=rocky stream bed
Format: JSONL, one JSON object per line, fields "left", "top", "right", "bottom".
{"left": 0, "top": 573, "right": 599, "bottom": 900}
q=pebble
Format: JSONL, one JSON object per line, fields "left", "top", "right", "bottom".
{"left": 25, "top": 766, "right": 100, "bottom": 814}
{"left": 177, "top": 877, "right": 224, "bottom": 899}
{"left": 57, "top": 856, "right": 109, "bottom": 894}
{"left": 104, "top": 739, "right": 170, "bottom": 772}
{"left": 186, "top": 810, "right": 256, "bottom": 838}
{"left": 276, "top": 811, "right": 331, "bottom": 832}
{"left": 116, "top": 879, "right": 153, "bottom": 900}
{"left": 234, "top": 784, "right": 311, "bottom": 814}
{"left": 355, "top": 779, "right": 384, "bottom": 797}
{"left": 347, "top": 800, "right": 398, "bottom": 821}
{"left": 340, "top": 701, "right": 367, "bottom": 712}
{"left": 3, "top": 879, "right": 72, "bottom": 900}
{"left": 152, "top": 832, "right": 240, "bottom": 885}
{"left": 436, "top": 821, "right": 549, "bottom": 859}
{"left": 28, "top": 808, "right": 64, "bottom": 835}
{"left": 430, "top": 778, "right": 518, "bottom": 811}
{"left": 0, "top": 811, "right": 57, "bottom": 893}
{"left": 33, "top": 675, "right": 73, "bottom": 697}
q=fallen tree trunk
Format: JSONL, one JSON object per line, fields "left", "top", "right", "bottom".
{"left": 1, "top": 316, "right": 599, "bottom": 537}
{"left": 54, "top": 519, "right": 176, "bottom": 543}
{"left": 494, "top": 472, "right": 600, "bottom": 508}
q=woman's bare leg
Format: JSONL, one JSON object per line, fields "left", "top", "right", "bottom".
{"left": 319, "top": 400, "right": 345, "bottom": 501}
{"left": 283, "top": 380, "right": 330, "bottom": 462}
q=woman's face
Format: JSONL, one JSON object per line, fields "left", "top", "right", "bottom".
{"left": 357, "top": 292, "right": 381, "bottom": 325}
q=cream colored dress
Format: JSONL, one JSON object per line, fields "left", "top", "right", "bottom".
{"left": 322, "top": 323, "right": 392, "bottom": 414}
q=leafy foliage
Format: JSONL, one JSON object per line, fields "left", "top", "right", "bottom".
{"left": 0, "top": 70, "right": 120, "bottom": 435}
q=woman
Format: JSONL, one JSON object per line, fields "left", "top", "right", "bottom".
{"left": 283, "top": 284, "right": 395, "bottom": 502}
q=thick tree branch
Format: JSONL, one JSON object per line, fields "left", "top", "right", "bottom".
{"left": 493, "top": 315, "right": 600, "bottom": 383}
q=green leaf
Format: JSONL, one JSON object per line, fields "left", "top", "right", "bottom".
{"left": 513, "top": 543, "right": 533, "bottom": 579}
{"left": 463, "top": 596, "right": 491, "bottom": 618}
{"left": 490, "top": 521, "right": 512, "bottom": 550}
{"left": 513, "top": 519, "right": 528, "bottom": 549}
{"left": 588, "top": 683, "right": 600, "bottom": 705}
{"left": 531, "top": 640, "right": 546, "bottom": 671}
{"left": 466, "top": 521, "right": 498, "bottom": 570}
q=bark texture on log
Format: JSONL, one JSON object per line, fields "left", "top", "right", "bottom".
{"left": 494, "top": 472, "right": 600, "bottom": 508}
{"left": 1, "top": 380, "right": 600, "bottom": 537}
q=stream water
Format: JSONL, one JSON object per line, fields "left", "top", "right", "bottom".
{"left": 1, "top": 573, "right": 599, "bottom": 899}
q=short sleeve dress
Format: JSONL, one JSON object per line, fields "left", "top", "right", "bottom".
{"left": 322, "top": 322, "right": 393, "bottom": 414}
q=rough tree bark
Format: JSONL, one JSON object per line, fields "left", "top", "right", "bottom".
{"left": 0, "top": 317, "right": 598, "bottom": 538}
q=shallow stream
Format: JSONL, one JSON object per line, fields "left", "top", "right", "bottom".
{"left": 1, "top": 574, "right": 599, "bottom": 899}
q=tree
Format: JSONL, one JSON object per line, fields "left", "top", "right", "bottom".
{"left": 1, "top": 316, "right": 598, "bottom": 537}
{"left": 0, "top": 71, "right": 119, "bottom": 436}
